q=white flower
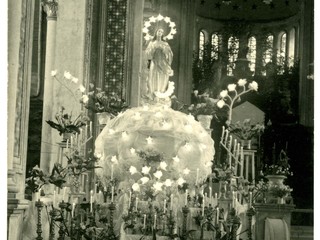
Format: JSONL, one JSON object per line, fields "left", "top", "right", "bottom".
{"left": 132, "top": 183, "right": 140, "bottom": 192}
{"left": 227, "top": 84, "right": 237, "bottom": 92}
{"left": 177, "top": 177, "right": 186, "bottom": 186}
{"left": 79, "top": 84, "right": 86, "bottom": 93}
{"left": 164, "top": 179, "right": 173, "bottom": 187}
{"left": 81, "top": 95, "right": 89, "bottom": 103}
{"left": 248, "top": 81, "right": 258, "bottom": 91}
{"left": 153, "top": 182, "right": 163, "bottom": 191}
{"left": 172, "top": 156, "right": 180, "bottom": 163}
{"left": 183, "top": 168, "right": 191, "bottom": 175}
{"left": 71, "top": 77, "right": 79, "bottom": 83}
{"left": 194, "top": 90, "right": 199, "bottom": 96}
{"left": 217, "top": 99, "right": 225, "bottom": 108}
{"left": 94, "top": 152, "right": 102, "bottom": 159}
{"left": 64, "top": 71, "right": 73, "bottom": 80}
{"left": 142, "top": 166, "right": 151, "bottom": 175}
{"left": 111, "top": 155, "right": 118, "bottom": 163}
{"left": 51, "top": 70, "right": 58, "bottom": 77}
{"left": 153, "top": 170, "right": 163, "bottom": 179}
{"left": 140, "top": 177, "right": 149, "bottom": 184}
{"left": 238, "top": 79, "right": 247, "bottom": 86}
{"left": 160, "top": 161, "right": 167, "bottom": 171}
{"left": 129, "top": 166, "right": 137, "bottom": 175}
{"left": 130, "top": 148, "right": 136, "bottom": 154}
{"left": 220, "top": 90, "right": 228, "bottom": 98}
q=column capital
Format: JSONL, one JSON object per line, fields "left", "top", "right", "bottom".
{"left": 42, "top": 0, "right": 58, "bottom": 19}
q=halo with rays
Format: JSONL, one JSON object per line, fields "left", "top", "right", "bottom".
{"left": 142, "top": 14, "right": 177, "bottom": 41}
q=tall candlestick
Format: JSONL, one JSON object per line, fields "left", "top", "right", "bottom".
{"left": 89, "top": 121, "right": 92, "bottom": 136}
{"left": 202, "top": 198, "right": 205, "bottom": 216}
{"left": 216, "top": 207, "right": 219, "bottom": 224}
{"left": 111, "top": 186, "right": 114, "bottom": 202}
{"left": 185, "top": 189, "right": 188, "bottom": 206}
{"left": 90, "top": 190, "right": 93, "bottom": 212}
{"left": 70, "top": 136, "right": 73, "bottom": 148}
{"left": 154, "top": 214, "right": 157, "bottom": 229}
{"left": 72, "top": 203, "right": 75, "bottom": 218}
{"left": 63, "top": 187, "right": 66, "bottom": 202}
{"left": 232, "top": 191, "right": 235, "bottom": 208}
{"left": 209, "top": 187, "right": 212, "bottom": 199}
{"left": 170, "top": 194, "right": 173, "bottom": 210}
{"left": 66, "top": 139, "right": 69, "bottom": 152}
{"left": 164, "top": 199, "right": 166, "bottom": 213}
{"left": 129, "top": 191, "right": 132, "bottom": 209}
{"left": 224, "top": 130, "right": 229, "bottom": 145}
{"left": 215, "top": 193, "right": 218, "bottom": 200}
{"left": 221, "top": 126, "right": 225, "bottom": 142}
{"left": 249, "top": 192, "right": 252, "bottom": 208}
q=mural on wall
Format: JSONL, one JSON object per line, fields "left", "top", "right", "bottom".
{"left": 104, "top": 0, "right": 127, "bottom": 98}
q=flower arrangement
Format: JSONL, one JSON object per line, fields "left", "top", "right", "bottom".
{"left": 25, "top": 164, "right": 66, "bottom": 193}
{"left": 264, "top": 149, "right": 293, "bottom": 177}
{"left": 80, "top": 84, "right": 128, "bottom": 116}
{"left": 268, "top": 184, "right": 293, "bottom": 198}
{"left": 46, "top": 106, "right": 90, "bottom": 135}
{"left": 210, "top": 163, "right": 235, "bottom": 183}
{"left": 216, "top": 79, "right": 259, "bottom": 125}
{"left": 228, "top": 118, "right": 265, "bottom": 140}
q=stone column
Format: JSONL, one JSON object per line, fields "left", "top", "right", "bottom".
{"left": 40, "top": 0, "right": 58, "bottom": 173}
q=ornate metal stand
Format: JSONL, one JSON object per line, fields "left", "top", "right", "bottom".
{"left": 35, "top": 200, "right": 44, "bottom": 240}
{"left": 167, "top": 209, "right": 175, "bottom": 239}
{"left": 107, "top": 202, "right": 117, "bottom": 239}
{"left": 246, "top": 207, "right": 256, "bottom": 240}
{"left": 58, "top": 201, "right": 68, "bottom": 240}
{"left": 49, "top": 208, "right": 59, "bottom": 240}
{"left": 181, "top": 206, "right": 189, "bottom": 240}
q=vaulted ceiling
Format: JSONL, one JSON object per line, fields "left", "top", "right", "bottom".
{"left": 196, "top": 0, "right": 302, "bottom": 22}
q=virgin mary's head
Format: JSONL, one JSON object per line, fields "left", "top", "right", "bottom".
{"left": 153, "top": 28, "right": 166, "bottom": 41}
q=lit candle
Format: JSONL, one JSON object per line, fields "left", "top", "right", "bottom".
{"left": 135, "top": 197, "right": 138, "bottom": 210}
{"left": 216, "top": 207, "right": 219, "bottom": 224}
{"left": 90, "top": 190, "right": 93, "bottom": 212}
{"left": 89, "top": 121, "right": 92, "bottom": 136}
{"left": 53, "top": 190, "right": 56, "bottom": 208}
{"left": 185, "top": 189, "right": 188, "bottom": 206}
{"left": 215, "top": 193, "right": 218, "bottom": 200}
{"left": 111, "top": 186, "right": 114, "bottom": 202}
{"left": 72, "top": 203, "right": 75, "bottom": 218}
{"left": 170, "top": 194, "right": 173, "bottom": 210}
{"left": 249, "top": 192, "right": 252, "bottom": 208}
{"left": 209, "top": 187, "right": 212, "bottom": 199}
{"left": 143, "top": 214, "right": 146, "bottom": 229}
{"left": 164, "top": 199, "right": 166, "bottom": 213}
{"left": 196, "top": 168, "right": 199, "bottom": 186}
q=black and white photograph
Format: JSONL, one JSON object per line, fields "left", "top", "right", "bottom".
{"left": 5, "top": 0, "right": 315, "bottom": 239}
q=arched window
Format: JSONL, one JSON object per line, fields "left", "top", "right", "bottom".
{"left": 199, "top": 31, "right": 205, "bottom": 60}
{"left": 227, "top": 36, "right": 239, "bottom": 76}
{"left": 247, "top": 36, "right": 256, "bottom": 74}
{"left": 277, "top": 32, "right": 287, "bottom": 73}
{"left": 211, "top": 33, "right": 219, "bottom": 60}
{"left": 262, "top": 34, "right": 274, "bottom": 76}
{"left": 288, "top": 28, "right": 295, "bottom": 67}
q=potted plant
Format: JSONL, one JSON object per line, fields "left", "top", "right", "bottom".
{"left": 268, "top": 184, "right": 293, "bottom": 204}
{"left": 80, "top": 85, "right": 128, "bottom": 124}
{"left": 46, "top": 106, "right": 90, "bottom": 141}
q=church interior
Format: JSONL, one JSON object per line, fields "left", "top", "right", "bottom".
{"left": 7, "top": 0, "right": 314, "bottom": 239}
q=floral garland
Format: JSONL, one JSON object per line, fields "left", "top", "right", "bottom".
{"left": 142, "top": 14, "right": 177, "bottom": 41}
{"left": 154, "top": 81, "right": 175, "bottom": 99}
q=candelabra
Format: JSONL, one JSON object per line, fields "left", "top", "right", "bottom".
{"left": 246, "top": 206, "right": 256, "bottom": 240}
{"left": 166, "top": 209, "right": 176, "bottom": 239}
{"left": 49, "top": 208, "right": 59, "bottom": 240}
{"left": 35, "top": 200, "right": 44, "bottom": 240}
{"left": 181, "top": 206, "right": 190, "bottom": 240}
{"left": 58, "top": 201, "right": 68, "bottom": 239}
{"left": 107, "top": 202, "right": 117, "bottom": 239}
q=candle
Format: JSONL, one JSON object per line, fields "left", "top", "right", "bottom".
{"left": 75, "top": 133, "right": 78, "bottom": 144}
{"left": 66, "top": 139, "right": 69, "bottom": 152}
{"left": 111, "top": 186, "right": 114, "bottom": 202}
{"left": 143, "top": 214, "right": 146, "bottom": 229}
{"left": 202, "top": 198, "right": 205, "bottom": 216}
{"left": 111, "top": 164, "right": 114, "bottom": 180}
{"left": 164, "top": 199, "right": 166, "bottom": 213}
{"left": 249, "top": 192, "right": 252, "bottom": 208}
{"left": 89, "top": 121, "right": 92, "bottom": 136}
{"left": 216, "top": 207, "right": 219, "bottom": 224}
{"left": 63, "top": 187, "right": 66, "bottom": 202}
{"left": 72, "top": 203, "right": 75, "bottom": 218}
{"left": 35, "top": 191, "right": 39, "bottom": 202}
{"left": 185, "top": 189, "right": 188, "bottom": 206}
{"left": 135, "top": 197, "right": 138, "bottom": 210}
{"left": 196, "top": 168, "right": 199, "bottom": 186}
{"left": 85, "top": 125, "right": 88, "bottom": 137}
{"left": 53, "top": 190, "right": 56, "bottom": 208}
{"left": 70, "top": 136, "right": 73, "bottom": 148}
{"left": 232, "top": 191, "right": 235, "bottom": 208}
{"left": 154, "top": 214, "right": 157, "bottom": 229}
{"left": 209, "top": 187, "right": 212, "bottom": 199}
{"left": 128, "top": 191, "right": 132, "bottom": 209}
{"left": 90, "top": 190, "right": 93, "bottom": 212}
{"left": 170, "top": 194, "right": 173, "bottom": 210}
{"left": 215, "top": 193, "right": 218, "bottom": 200}
{"left": 221, "top": 126, "right": 225, "bottom": 142}
{"left": 224, "top": 130, "right": 229, "bottom": 145}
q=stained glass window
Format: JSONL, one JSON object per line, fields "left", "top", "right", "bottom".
{"left": 227, "top": 36, "right": 239, "bottom": 76}
{"left": 211, "top": 33, "right": 219, "bottom": 60}
{"left": 199, "top": 31, "right": 205, "bottom": 60}
{"left": 277, "top": 32, "right": 287, "bottom": 74}
{"left": 247, "top": 36, "right": 256, "bottom": 74}
{"left": 288, "top": 28, "right": 296, "bottom": 67}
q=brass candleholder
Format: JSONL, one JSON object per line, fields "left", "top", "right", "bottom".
{"left": 58, "top": 201, "right": 68, "bottom": 240}
{"left": 49, "top": 208, "right": 59, "bottom": 240}
{"left": 35, "top": 199, "right": 44, "bottom": 240}
{"left": 181, "top": 206, "right": 190, "bottom": 240}
{"left": 107, "top": 202, "right": 117, "bottom": 239}
{"left": 246, "top": 206, "right": 256, "bottom": 240}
